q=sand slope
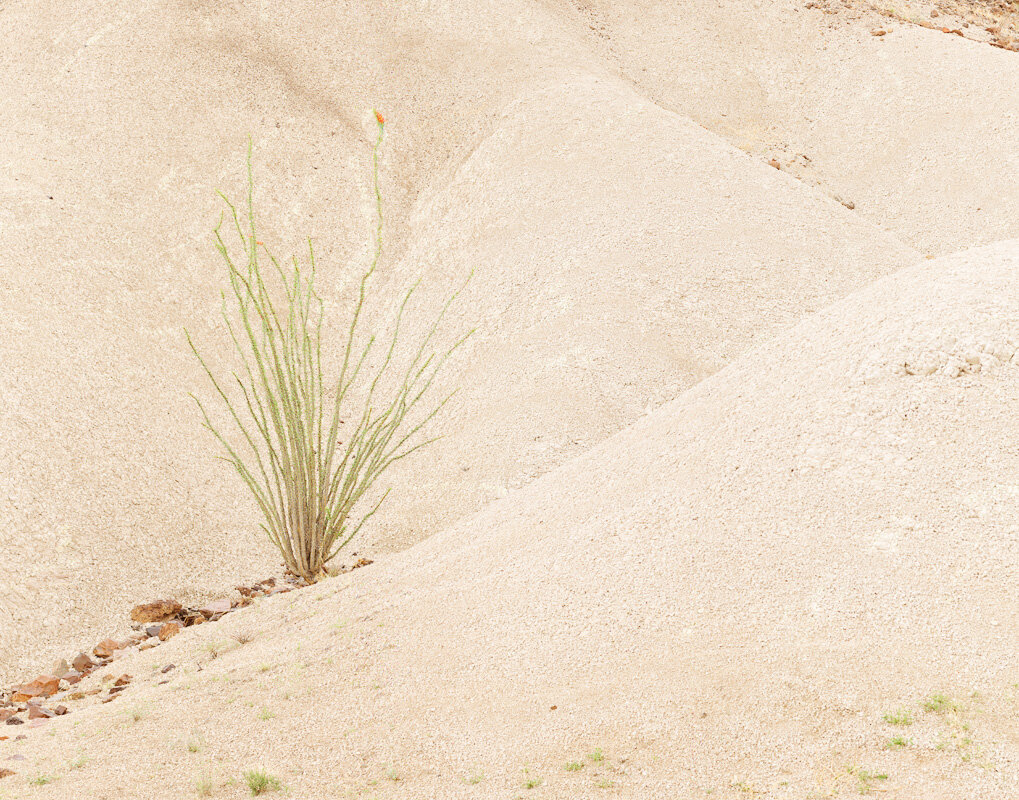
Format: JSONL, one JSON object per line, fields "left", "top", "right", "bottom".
{"left": 0, "top": 0, "right": 927, "bottom": 682}
{"left": 6, "top": 240, "right": 1019, "bottom": 799}
{"left": 366, "top": 71, "right": 920, "bottom": 551}
{"left": 549, "top": 0, "right": 1019, "bottom": 256}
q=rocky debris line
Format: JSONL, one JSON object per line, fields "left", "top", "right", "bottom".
{"left": 0, "top": 564, "right": 379, "bottom": 730}
{"left": 807, "top": 0, "right": 1019, "bottom": 51}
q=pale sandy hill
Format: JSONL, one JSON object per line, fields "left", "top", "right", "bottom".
{"left": 5, "top": 241, "right": 1019, "bottom": 799}
{"left": 0, "top": 0, "right": 929, "bottom": 683}
{"left": 365, "top": 71, "right": 920, "bottom": 551}
{"left": 550, "top": 0, "right": 1019, "bottom": 256}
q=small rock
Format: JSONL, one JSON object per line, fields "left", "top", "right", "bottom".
{"left": 930, "top": 7, "right": 938, "bottom": 15}
{"left": 161, "top": 664, "right": 176, "bottom": 674}
{"left": 768, "top": 158, "right": 781, "bottom": 169}
{"left": 27, "top": 704, "right": 54, "bottom": 720}
{"left": 52, "top": 706, "right": 68, "bottom": 716}
{"left": 266, "top": 586, "right": 292, "bottom": 596}
{"left": 6, "top": 754, "right": 25, "bottom": 760}
{"left": 51, "top": 659, "right": 70, "bottom": 677}
{"left": 71, "top": 653, "right": 95, "bottom": 673}
{"left": 0, "top": 768, "right": 14, "bottom": 779}
{"left": 4, "top": 717, "right": 23, "bottom": 726}
{"left": 62, "top": 670, "right": 82, "bottom": 686}
{"left": 130, "top": 599, "right": 183, "bottom": 624}
{"left": 158, "top": 622, "right": 182, "bottom": 641}
{"left": 12, "top": 676, "right": 60, "bottom": 702}
{"left": 111, "top": 646, "right": 137, "bottom": 661}
{"left": 94, "top": 638, "right": 127, "bottom": 658}
{"left": 0, "top": 709, "right": 14, "bottom": 723}
{"left": 144, "top": 625, "right": 162, "bottom": 638}
{"left": 871, "top": 28, "right": 887, "bottom": 35}
{"left": 113, "top": 675, "right": 132, "bottom": 688}
{"left": 199, "top": 599, "right": 232, "bottom": 619}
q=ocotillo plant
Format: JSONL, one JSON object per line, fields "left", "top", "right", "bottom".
{"left": 187, "top": 112, "right": 471, "bottom": 582}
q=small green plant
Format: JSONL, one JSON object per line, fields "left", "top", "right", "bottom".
{"left": 187, "top": 116, "right": 472, "bottom": 583}
{"left": 69, "top": 755, "right": 88, "bottom": 770}
{"left": 196, "top": 777, "right": 213, "bottom": 797}
{"left": 385, "top": 767, "right": 400, "bottom": 782}
{"left": 29, "top": 774, "right": 57, "bottom": 786}
{"left": 565, "top": 761, "right": 584, "bottom": 772}
{"left": 464, "top": 772, "right": 484, "bottom": 785}
{"left": 922, "top": 693, "right": 959, "bottom": 714}
{"left": 187, "top": 737, "right": 203, "bottom": 754}
{"left": 257, "top": 707, "right": 275, "bottom": 721}
{"left": 242, "top": 769, "right": 281, "bottom": 796}
{"left": 204, "top": 641, "right": 227, "bottom": 660}
{"left": 588, "top": 748, "right": 605, "bottom": 763}
{"left": 847, "top": 767, "right": 888, "bottom": 795}
{"left": 882, "top": 708, "right": 913, "bottom": 726}
{"left": 523, "top": 777, "right": 543, "bottom": 789}
{"left": 885, "top": 736, "right": 910, "bottom": 750}
{"left": 596, "top": 778, "right": 616, "bottom": 789}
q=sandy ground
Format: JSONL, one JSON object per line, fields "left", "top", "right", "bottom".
{"left": 4, "top": 240, "right": 1019, "bottom": 799}
{"left": 3, "top": 0, "right": 1019, "bottom": 795}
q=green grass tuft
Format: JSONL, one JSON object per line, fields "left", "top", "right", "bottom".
{"left": 883, "top": 708, "right": 913, "bottom": 726}
{"left": 242, "top": 769, "right": 281, "bottom": 796}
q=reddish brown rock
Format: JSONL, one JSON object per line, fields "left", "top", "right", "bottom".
{"left": 27, "top": 704, "right": 54, "bottom": 720}
{"left": 199, "top": 599, "right": 232, "bottom": 619}
{"left": 94, "top": 638, "right": 126, "bottom": 658}
{"left": 12, "top": 676, "right": 60, "bottom": 702}
{"left": 71, "top": 652, "right": 95, "bottom": 673}
{"left": 4, "top": 717, "right": 23, "bottom": 726}
{"left": 0, "top": 768, "right": 14, "bottom": 779}
{"left": 266, "top": 585, "right": 292, "bottom": 596}
{"left": 130, "top": 599, "right": 182, "bottom": 624}
{"left": 113, "top": 674, "right": 131, "bottom": 688}
{"left": 62, "top": 670, "right": 82, "bottom": 686}
{"left": 53, "top": 706, "right": 68, "bottom": 716}
{"left": 0, "top": 709, "right": 14, "bottom": 723}
{"left": 158, "top": 622, "right": 181, "bottom": 641}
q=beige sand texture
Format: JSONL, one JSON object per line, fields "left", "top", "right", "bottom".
{"left": 0, "top": 0, "right": 941, "bottom": 683}
{"left": 6, "top": 240, "right": 1019, "bottom": 799}
{"left": 3, "top": 0, "right": 1019, "bottom": 794}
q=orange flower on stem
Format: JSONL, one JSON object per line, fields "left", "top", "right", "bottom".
{"left": 374, "top": 110, "right": 385, "bottom": 126}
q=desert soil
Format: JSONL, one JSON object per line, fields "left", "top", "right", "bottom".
{"left": 2, "top": 0, "right": 1019, "bottom": 797}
